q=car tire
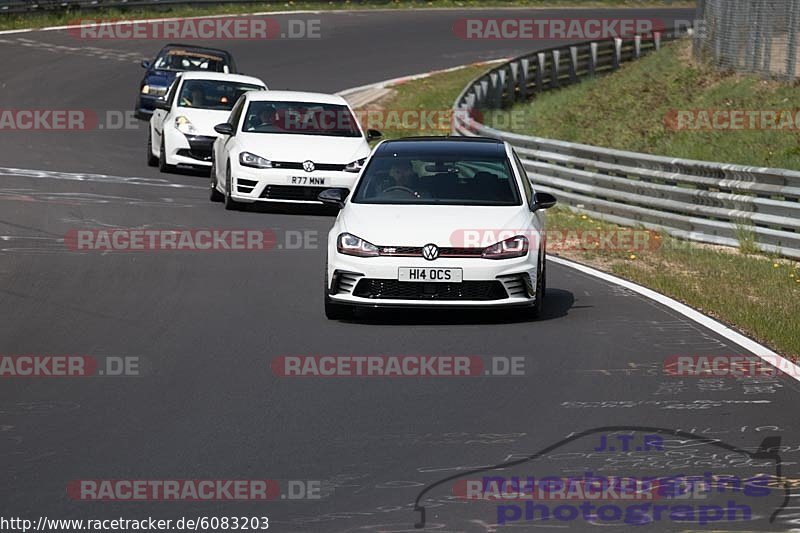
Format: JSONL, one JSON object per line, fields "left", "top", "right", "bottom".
{"left": 528, "top": 252, "right": 546, "bottom": 320}
{"left": 158, "top": 136, "right": 174, "bottom": 173}
{"left": 146, "top": 129, "right": 158, "bottom": 167}
{"left": 223, "top": 164, "right": 240, "bottom": 211}
{"left": 209, "top": 158, "right": 223, "bottom": 202}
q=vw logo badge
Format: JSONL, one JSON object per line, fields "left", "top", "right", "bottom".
{"left": 422, "top": 243, "right": 439, "bottom": 261}
{"left": 303, "top": 160, "right": 315, "bottom": 172}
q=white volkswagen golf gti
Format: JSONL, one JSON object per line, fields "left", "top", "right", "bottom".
{"left": 209, "top": 90, "right": 380, "bottom": 208}
{"left": 320, "top": 137, "right": 557, "bottom": 320}
{"left": 148, "top": 71, "right": 267, "bottom": 172}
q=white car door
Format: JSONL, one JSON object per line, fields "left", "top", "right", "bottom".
{"left": 151, "top": 79, "right": 180, "bottom": 153}
{"left": 214, "top": 96, "right": 246, "bottom": 190}
{"left": 512, "top": 149, "right": 543, "bottom": 250}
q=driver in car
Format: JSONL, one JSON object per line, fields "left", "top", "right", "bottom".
{"left": 255, "top": 104, "right": 278, "bottom": 129}
{"left": 382, "top": 160, "right": 429, "bottom": 198}
{"left": 180, "top": 86, "right": 205, "bottom": 107}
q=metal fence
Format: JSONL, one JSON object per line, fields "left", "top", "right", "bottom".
{"left": 694, "top": 0, "right": 800, "bottom": 79}
{"left": 452, "top": 34, "right": 800, "bottom": 259}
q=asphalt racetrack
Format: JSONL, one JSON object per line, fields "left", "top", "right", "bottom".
{"left": 3, "top": 6, "right": 800, "bottom": 532}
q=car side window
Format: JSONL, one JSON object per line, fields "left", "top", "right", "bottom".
{"left": 165, "top": 80, "right": 180, "bottom": 108}
{"left": 227, "top": 97, "right": 246, "bottom": 133}
{"left": 513, "top": 150, "right": 534, "bottom": 206}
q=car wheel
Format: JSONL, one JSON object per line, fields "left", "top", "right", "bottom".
{"left": 209, "top": 158, "right": 223, "bottom": 202}
{"left": 528, "top": 252, "right": 546, "bottom": 319}
{"left": 324, "top": 266, "right": 355, "bottom": 320}
{"left": 146, "top": 129, "right": 158, "bottom": 167}
{"left": 223, "top": 164, "right": 240, "bottom": 211}
{"left": 158, "top": 136, "right": 174, "bottom": 173}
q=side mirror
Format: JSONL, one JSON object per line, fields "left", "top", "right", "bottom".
{"left": 531, "top": 191, "right": 557, "bottom": 211}
{"left": 141, "top": 60, "right": 151, "bottom": 69}
{"left": 367, "top": 129, "right": 382, "bottom": 141}
{"left": 153, "top": 98, "right": 171, "bottom": 111}
{"left": 318, "top": 188, "right": 349, "bottom": 209}
{"left": 214, "top": 123, "right": 235, "bottom": 136}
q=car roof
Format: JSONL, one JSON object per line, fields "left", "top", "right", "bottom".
{"left": 244, "top": 90, "right": 348, "bottom": 105}
{"left": 158, "top": 44, "right": 233, "bottom": 60}
{"left": 177, "top": 71, "right": 265, "bottom": 86}
{"left": 374, "top": 136, "right": 507, "bottom": 157}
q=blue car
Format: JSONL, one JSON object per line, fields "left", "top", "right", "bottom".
{"left": 135, "top": 44, "right": 237, "bottom": 120}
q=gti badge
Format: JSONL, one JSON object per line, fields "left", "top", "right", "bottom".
{"left": 303, "top": 160, "right": 315, "bottom": 172}
{"left": 422, "top": 243, "right": 439, "bottom": 261}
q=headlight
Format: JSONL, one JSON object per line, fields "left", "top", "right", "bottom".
{"left": 344, "top": 157, "right": 367, "bottom": 173}
{"left": 175, "top": 116, "right": 197, "bottom": 135}
{"left": 239, "top": 152, "right": 272, "bottom": 169}
{"left": 141, "top": 85, "right": 167, "bottom": 96}
{"left": 337, "top": 233, "right": 379, "bottom": 257}
{"left": 482, "top": 236, "right": 529, "bottom": 259}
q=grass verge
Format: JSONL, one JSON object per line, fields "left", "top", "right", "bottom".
{"left": 494, "top": 39, "right": 800, "bottom": 170}
{"left": 362, "top": 62, "right": 800, "bottom": 358}
{"left": 0, "top": 0, "right": 695, "bottom": 32}
{"left": 361, "top": 63, "right": 491, "bottom": 140}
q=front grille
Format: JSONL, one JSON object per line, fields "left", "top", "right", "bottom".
{"left": 259, "top": 185, "right": 341, "bottom": 202}
{"left": 332, "top": 271, "right": 363, "bottom": 295}
{"left": 176, "top": 148, "right": 212, "bottom": 162}
{"left": 353, "top": 279, "right": 508, "bottom": 301}
{"left": 272, "top": 161, "right": 346, "bottom": 171}
{"left": 180, "top": 135, "right": 216, "bottom": 162}
{"left": 237, "top": 178, "right": 258, "bottom": 194}
{"left": 378, "top": 246, "right": 484, "bottom": 258}
{"left": 498, "top": 273, "right": 533, "bottom": 298}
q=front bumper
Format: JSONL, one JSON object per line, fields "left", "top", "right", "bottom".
{"left": 327, "top": 253, "right": 539, "bottom": 308}
{"left": 176, "top": 135, "right": 216, "bottom": 165}
{"left": 164, "top": 127, "right": 216, "bottom": 168}
{"left": 230, "top": 167, "right": 358, "bottom": 204}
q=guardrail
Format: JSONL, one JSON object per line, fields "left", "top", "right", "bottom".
{"left": 452, "top": 33, "right": 800, "bottom": 259}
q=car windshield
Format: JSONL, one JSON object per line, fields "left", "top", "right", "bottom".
{"left": 177, "top": 80, "right": 262, "bottom": 111}
{"left": 242, "top": 101, "right": 362, "bottom": 137}
{"left": 352, "top": 153, "right": 521, "bottom": 206}
{"left": 153, "top": 50, "right": 228, "bottom": 72}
